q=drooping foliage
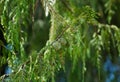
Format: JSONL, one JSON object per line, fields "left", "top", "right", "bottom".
{"left": 0, "top": 0, "right": 120, "bottom": 82}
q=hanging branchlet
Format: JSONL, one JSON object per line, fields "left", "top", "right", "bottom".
{"left": 41, "top": 0, "right": 56, "bottom": 16}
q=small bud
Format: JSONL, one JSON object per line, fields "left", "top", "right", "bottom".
{"left": 58, "top": 38, "right": 67, "bottom": 45}
{"left": 52, "top": 41, "right": 61, "bottom": 50}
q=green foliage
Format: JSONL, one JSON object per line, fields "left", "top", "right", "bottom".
{"left": 0, "top": 0, "right": 120, "bottom": 82}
